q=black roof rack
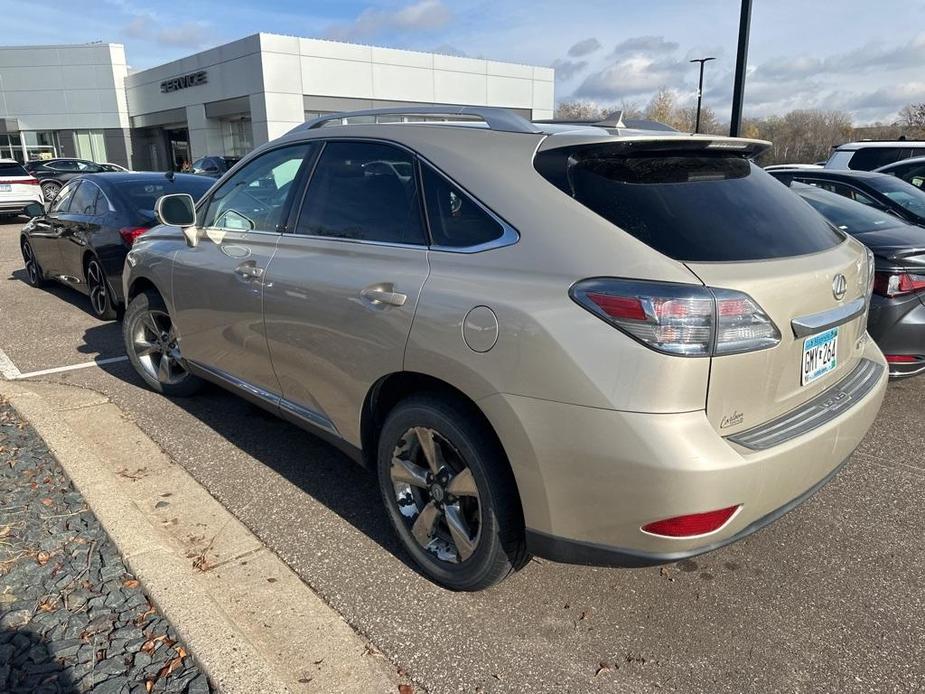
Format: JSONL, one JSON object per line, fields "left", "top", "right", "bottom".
{"left": 292, "top": 106, "right": 543, "bottom": 134}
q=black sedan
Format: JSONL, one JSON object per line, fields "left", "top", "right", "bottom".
{"left": 24, "top": 159, "right": 108, "bottom": 201}
{"left": 783, "top": 181, "right": 925, "bottom": 378}
{"left": 19, "top": 172, "right": 213, "bottom": 320}
{"left": 190, "top": 155, "right": 239, "bottom": 178}
{"left": 875, "top": 155, "right": 925, "bottom": 189}
{"left": 769, "top": 168, "right": 925, "bottom": 228}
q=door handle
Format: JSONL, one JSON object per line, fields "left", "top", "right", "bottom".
{"left": 361, "top": 285, "right": 407, "bottom": 307}
{"left": 234, "top": 262, "right": 264, "bottom": 280}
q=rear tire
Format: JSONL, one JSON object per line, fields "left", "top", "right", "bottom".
{"left": 123, "top": 290, "right": 202, "bottom": 396}
{"left": 85, "top": 257, "right": 117, "bottom": 321}
{"left": 40, "top": 181, "right": 60, "bottom": 202}
{"left": 377, "top": 394, "right": 527, "bottom": 591}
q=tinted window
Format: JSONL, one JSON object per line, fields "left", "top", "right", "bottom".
{"left": 848, "top": 147, "right": 908, "bottom": 171}
{"left": 539, "top": 150, "right": 842, "bottom": 262}
{"left": 421, "top": 165, "right": 504, "bottom": 247}
{"left": 77, "top": 161, "right": 101, "bottom": 172}
{"left": 203, "top": 145, "right": 313, "bottom": 232}
{"left": 794, "top": 184, "right": 906, "bottom": 235}
{"left": 0, "top": 162, "right": 28, "bottom": 176}
{"left": 49, "top": 160, "right": 79, "bottom": 172}
{"left": 799, "top": 180, "right": 881, "bottom": 207}
{"left": 92, "top": 188, "right": 109, "bottom": 216}
{"left": 116, "top": 177, "right": 213, "bottom": 213}
{"left": 893, "top": 163, "right": 925, "bottom": 188}
{"left": 190, "top": 158, "right": 207, "bottom": 171}
{"left": 69, "top": 182, "right": 99, "bottom": 215}
{"left": 49, "top": 181, "right": 79, "bottom": 214}
{"left": 296, "top": 142, "right": 425, "bottom": 244}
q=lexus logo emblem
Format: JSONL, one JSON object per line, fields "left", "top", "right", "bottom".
{"left": 832, "top": 273, "right": 848, "bottom": 300}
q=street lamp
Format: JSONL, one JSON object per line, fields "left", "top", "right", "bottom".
{"left": 689, "top": 57, "right": 716, "bottom": 133}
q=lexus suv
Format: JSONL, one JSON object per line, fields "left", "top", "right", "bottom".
{"left": 121, "top": 106, "right": 888, "bottom": 591}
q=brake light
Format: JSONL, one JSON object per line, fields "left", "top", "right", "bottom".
{"left": 642, "top": 505, "right": 741, "bottom": 538}
{"left": 885, "top": 355, "right": 922, "bottom": 364}
{"left": 873, "top": 271, "right": 925, "bottom": 298}
{"left": 2, "top": 177, "right": 39, "bottom": 185}
{"left": 572, "top": 279, "right": 781, "bottom": 357}
{"left": 119, "top": 226, "right": 150, "bottom": 246}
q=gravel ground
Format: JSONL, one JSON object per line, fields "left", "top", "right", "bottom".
{"left": 0, "top": 398, "right": 212, "bottom": 694}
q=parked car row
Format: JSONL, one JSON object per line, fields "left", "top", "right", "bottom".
{"left": 17, "top": 108, "right": 895, "bottom": 591}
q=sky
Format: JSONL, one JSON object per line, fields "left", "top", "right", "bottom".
{"left": 3, "top": 0, "right": 925, "bottom": 124}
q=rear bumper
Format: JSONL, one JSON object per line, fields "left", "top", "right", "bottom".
{"left": 480, "top": 340, "right": 888, "bottom": 565}
{"left": 867, "top": 293, "right": 925, "bottom": 378}
{"left": 0, "top": 196, "right": 42, "bottom": 212}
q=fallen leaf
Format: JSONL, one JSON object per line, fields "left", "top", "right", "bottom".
{"left": 156, "top": 655, "right": 184, "bottom": 680}
{"left": 0, "top": 526, "right": 10, "bottom": 539}
{"left": 595, "top": 661, "right": 614, "bottom": 677}
{"left": 36, "top": 551, "right": 50, "bottom": 566}
{"left": 175, "top": 646, "right": 187, "bottom": 659}
{"left": 122, "top": 579, "right": 140, "bottom": 589}
{"left": 398, "top": 685, "right": 414, "bottom": 694}
{"left": 40, "top": 498, "right": 53, "bottom": 507}
{"left": 145, "top": 680, "right": 154, "bottom": 693}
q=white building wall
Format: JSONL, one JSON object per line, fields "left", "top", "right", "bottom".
{"left": 0, "top": 43, "right": 129, "bottom": 131}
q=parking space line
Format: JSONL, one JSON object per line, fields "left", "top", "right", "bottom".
{"left": 0, "top": 346, "right": 128, "bottom": 381}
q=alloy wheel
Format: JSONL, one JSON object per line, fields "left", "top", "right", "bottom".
{"left": 389, "top": 426, "right": 482, "bottom": 563}
{"left": 86, "top": 261, "right": 108, "bottom": 316}
{"left": 130, "top": 309, "right": 189, "bottom": 385}
{"left": 22, "top": 242, "right": 39, "bottom": 285}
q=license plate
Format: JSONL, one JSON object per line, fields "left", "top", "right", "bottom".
{"left": 0, "top": 184, "right": 10, "bottom": 192}
{"left": 802, "top": 327, "right": 839, "bottom": 385}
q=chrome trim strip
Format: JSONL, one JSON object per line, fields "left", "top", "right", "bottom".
{"left": 278, "top": 398, "right": 339, "bottom": 436}
{"left": 186, "top": 360, "right": 280, "bottom": 408}
{"left": 791, "top": 297, "right": 866, "bottom": 338}
{"left": 726, "top": 358, "right": 883, "bottom": 451}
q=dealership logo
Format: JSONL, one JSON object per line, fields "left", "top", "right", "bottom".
{"left": 832, "top": 273, "right": 848, "bottom": 300}
{"left": 160, "top": 70, "right": 208, "bottom": 93}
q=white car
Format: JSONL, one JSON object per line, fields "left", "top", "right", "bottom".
{"left": 0, "top": 159, "right": 43, "bottom": 219}
{"left": 764, "top": 163, "right": 824, "bottom": 172}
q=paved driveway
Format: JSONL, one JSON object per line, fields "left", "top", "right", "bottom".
{"left": 2, "top": 220, "right": 923, "bottom": 693}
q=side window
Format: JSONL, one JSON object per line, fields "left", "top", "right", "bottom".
{"left": 848, "top": 147, "right": 906, "bottom": 171}
{"left": 190, "top": 158, "right": 207, "bottom": 172}
{"left": 421, "top": 165, "right": 504, "bottom": 248}
{"left": 50, "top": 160, "right": 78, "bottom": 172}
{"left": 69, "top": 182, "right": 99, "bottom": 215}
{"left": 92, "top": 188, "right": 110, "bottom": 216}
{"left": 295, "top": 142, "right": 426, "bottom": 244}
{"left": 202, "top": 144, "right": 314, "bottom": 232}
{"left": 48, "top": 181, "right": 79, "bottom": 214}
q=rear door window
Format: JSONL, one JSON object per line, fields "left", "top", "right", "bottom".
{"left": 537, "top": 148, "right": 843, "bottom": 262}
{"left": 69, "top": 181, "right": 99, "bottom": 215}
{"left": 48, "top": 181, "right": 79, "bottom": 213}
{"left": 421, "top": 165, "right": 504, "bottom": 248}
{"left": 0, "top": 162, "right": 28, "bottom": 177}
{"left": 848, "top": 147, "right": 907, "bottom": 171}
{"left": 295, "top": 141, "right": 426, "bottom": 245}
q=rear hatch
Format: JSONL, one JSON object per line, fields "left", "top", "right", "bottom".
{"left": 535, "top": 134, "right": 871, "bottom": 434}
{"left": 0, "top": 160, "right": 39, "bottom": 203}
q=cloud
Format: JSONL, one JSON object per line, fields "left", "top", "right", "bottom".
{"left": 567, "top": 38, "right": 601, "bottom": 58}
{"left": 326, "top": 0, "right": 452, "bottom": 41}
{"left": 551, "top": 59, "right": 587, "bottom": 82}
{"left": 609, "top": 36, "right": 679, "bottom": 60}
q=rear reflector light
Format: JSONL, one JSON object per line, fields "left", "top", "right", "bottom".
{"left": 119, "top": 226, "right": 150, "bottom": 246}
{"left": 885, "top": 354, "right": 922, "bottom": 364}
{"left": 571, "top": 279, "right": 780, "bottom": 357}
{"left": 873, "top": 271, "right": 925, "bottom": 297}
{"left": 642, "top": 505, "right": 741, "bottom": 538}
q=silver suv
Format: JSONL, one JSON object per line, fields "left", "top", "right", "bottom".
{"left": 123, "top": 107, "right": 887, "bottom": 590}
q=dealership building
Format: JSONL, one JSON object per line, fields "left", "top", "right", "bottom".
{"left": 0, "top": 34, "right": 555, "bottom": 169}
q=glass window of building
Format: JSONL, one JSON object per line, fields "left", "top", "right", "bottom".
{"left": 73, "top": 131, "right": 107, "bottom": 163}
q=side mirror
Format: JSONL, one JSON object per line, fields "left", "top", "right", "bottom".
{"left": 24, "top": 202, "right": 45, "bottom": 219}
{"left": 155, "top": 193, "right": 198, "bottom": 247}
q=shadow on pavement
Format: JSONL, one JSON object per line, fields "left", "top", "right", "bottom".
{"left": 1, "top": 624, "right": 78, "bottom": 692}
{"left": 82, "top": 324, "right": 415, "bottom": 576}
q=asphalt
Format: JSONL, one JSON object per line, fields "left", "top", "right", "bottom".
{"left": 2, "top": 219, "right": 924, "bottom": 693}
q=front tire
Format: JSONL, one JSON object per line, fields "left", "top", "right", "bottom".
{"left": 123, "top": 290, "right": 202, "bottom": 396}
{"left": 377, "top": 395, "right": 527, "bottom": 591}
{"left": 21, "top": 239, "right": 46, "bottom": 287}
{"left": 40, "top": 181, "right": 60, "bottom": 202}
{"left": 85, "top": 257, "right": 117, "bottom": 320}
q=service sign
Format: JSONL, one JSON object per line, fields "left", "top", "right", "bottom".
{"left": 160, "top": 70, "right": 208, "bottom": 93}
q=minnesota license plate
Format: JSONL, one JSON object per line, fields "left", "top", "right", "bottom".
{"left": 0, "top": 184, "right": 11, "bottom": 192}
{"left": 802, "top": 327, "right": 838, "bottom": 386}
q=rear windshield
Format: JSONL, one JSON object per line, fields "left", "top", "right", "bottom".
{"left": 794, "top": 184, "right": 907, "bottom": 234}
{"left": 847, "top": 147, "right": 909, "bottom": 171}
{"left": 114, "top": 177, "right": 213, "bottom": 213}
{"left": 0, "top": 162, "right": 28, "bottom": 177}
{"left": 536, "top": 148, "right": 843, "bottom": 262}
{"left": 862, "top": 174, "right": 925, "bottom": 219}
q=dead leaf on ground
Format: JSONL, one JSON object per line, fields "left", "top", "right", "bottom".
{"left": 40, "top": 496, "right": 52, "bottom": 505}
{"left": 156, "top": 655, "right": 184, "bottom": 680}
{"left": 122, "top": 579, "right": 140, "bottom": 589}
{"left": 145, "top": 680, "right": 154, "bottom": 693}
{"left": 398, "top": 685, "right": 414, "bottom": 694}
{"left": 0, "top": 526, "right": 10, "bottom": 539}
{"left": 36, "top": 551, "right": 50, "bottom": 566}
{"left": 595, "top": 661, "right": 615, "bottom": 677}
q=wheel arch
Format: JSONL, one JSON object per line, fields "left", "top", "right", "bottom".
{"left": 126, "top": 275, "right": 165, "bottom": 304}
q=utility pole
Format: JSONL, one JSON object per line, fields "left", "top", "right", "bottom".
{"left": 689, "top": 57, "right": 716, "bottom": 133}
{"left": 730, "top": 0, "right": 753, "bottom": 137}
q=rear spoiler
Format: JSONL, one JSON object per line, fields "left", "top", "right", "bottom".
{"left": 536, "top": 134, "right": 772, "bottom": 159}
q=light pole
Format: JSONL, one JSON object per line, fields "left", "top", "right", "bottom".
{"left": 730, "top": 0, "right": 753, "bottom": 137}
{"left": 689, "top": 57, "right": 716, "bottom": 133}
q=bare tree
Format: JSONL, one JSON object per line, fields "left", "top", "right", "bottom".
{"left": 898, "top": 103, "right": 925, "bottom": 128}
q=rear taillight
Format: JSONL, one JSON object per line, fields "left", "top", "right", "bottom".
{"left": 885, "top": 354, "right": 923, "bottom": 364}
{"left": 872, "top": 271, "right": 925, "bottom": 298}
{"left": 119, "top": 226, "right": 150, "bottom": 246}
{"left": 3, "top": 177, "right": 39, "bottom": 185}
{"left": 571, "top": 279, "right": 780, "bottom": 357}
{"left": 642, "top": 505, "right": 741, "bottom": 538}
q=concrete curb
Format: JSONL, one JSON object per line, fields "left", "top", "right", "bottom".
{"left": 0, "top": 379, "right": 401, "bottom": 694}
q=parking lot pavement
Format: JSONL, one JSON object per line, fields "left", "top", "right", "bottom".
{"left": 1, "top": 220, "right": 924, "bottom": 693}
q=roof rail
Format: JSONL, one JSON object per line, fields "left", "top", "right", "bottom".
{"left": 294, "top": 106, "right": 543, "bottom": 134}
